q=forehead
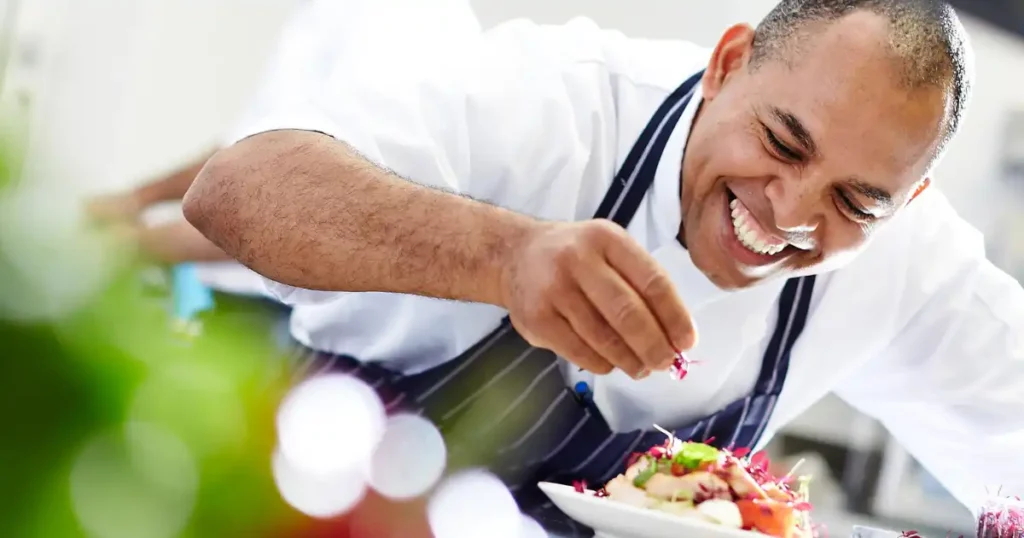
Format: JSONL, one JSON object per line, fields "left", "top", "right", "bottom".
{"left": 750, "top": 12, "right": 947, "bottom": 192}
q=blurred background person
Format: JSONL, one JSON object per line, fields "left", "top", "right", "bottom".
{"left": 76, "top": 0, "right": 345, "bottom": 327}
{"left": 84, "top": 151, "right": 222, "bottom": 263}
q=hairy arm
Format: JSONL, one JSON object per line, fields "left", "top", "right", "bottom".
{"left": 182, "top": 130, "right": 538, "bottom": 306}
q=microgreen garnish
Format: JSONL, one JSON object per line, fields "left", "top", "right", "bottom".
{"left": 672, "top": 442, "right": 720, "bottom": 470}
{"left": 977, "top": 494, "right": 1024, "bottom": 538}
{"left": 633, "top": 455, "right": 658, "bottom": 487}
{"left": 732, "top": 446, "right": 752, "bottom": 458}
{"left": 781, "top": 457, "right": 806, "bottom": 484}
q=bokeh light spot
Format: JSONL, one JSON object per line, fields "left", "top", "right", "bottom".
{"left": 368, "top": 413, "right": 446, "bottom": 500}
{"left": 277, "top": 374, "right": 386, "bottom": 477}
{"left": 70, "top": 422, "right": 198, "bottom": 538}
{"left": 272, "top": 448, "right": 367, "bottom": 519}
{"left": 427, "top": 469, "right": 520, "bottom": 538}
{"left": 519, "top": 514, "right": 547, "bottom": 538}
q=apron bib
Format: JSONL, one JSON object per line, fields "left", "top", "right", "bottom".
{"left": 298, "top": 69, "right": 817, "bottom": 536}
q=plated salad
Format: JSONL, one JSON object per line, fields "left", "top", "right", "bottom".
{"left": 574, "top": 434, "right": 815, "bottom": 538}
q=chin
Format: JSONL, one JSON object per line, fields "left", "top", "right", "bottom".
{"left": 685, "top": 235, "right": 757, "bottom": 290}
{"left": 685, "top": 184, "right": 823, "bottom": 289}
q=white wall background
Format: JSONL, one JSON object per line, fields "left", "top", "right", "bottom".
{"left": 7, "top": 0, "right": 1024, "bottom": 236}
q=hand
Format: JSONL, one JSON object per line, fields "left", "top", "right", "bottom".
{"left": 85, "top": 191, "right": 143, "bottom": 224}
{"left": 500, "top": 220, "right": 697, "bottom": 379}
{"left": 100, "top": 221, "right": 143, "bottom": 256}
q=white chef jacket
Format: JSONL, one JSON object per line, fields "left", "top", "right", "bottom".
{"left": 193, "top": 262, "right": 268, "bottom": 297}
{"left": 229, "top": 9, "right": 1024, "bottom": 511}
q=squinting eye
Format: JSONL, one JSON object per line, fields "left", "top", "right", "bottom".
{"left": 763, "top": 126, "right": 802, "bottom": 162}
{"left": 836, "top": 190, "right": 874, "bottom": 221}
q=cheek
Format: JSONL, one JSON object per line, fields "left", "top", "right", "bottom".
{"left": 812, "top": 218, "right": 872, "bottom": 270}
{"left": 699, "top": 124, "right": 776, "bottom": 182}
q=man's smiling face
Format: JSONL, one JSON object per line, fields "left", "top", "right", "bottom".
{"left": 681, "top": 11, "right": 951, "bottom": 289}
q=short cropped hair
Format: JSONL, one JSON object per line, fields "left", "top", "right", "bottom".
{"left": 750, "top": 0, "right": 973, "bottom": 162}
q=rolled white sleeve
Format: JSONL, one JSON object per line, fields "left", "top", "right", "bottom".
{"left": 837, "top": 203, "right": 1024, "bottom": 511}
{"left": 222, "top": 0, "right": 332, "bottom": 146}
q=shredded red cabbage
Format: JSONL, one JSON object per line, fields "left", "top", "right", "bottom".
{"left": 977, "top": 496, "right": 1024, "bottom": 538}
{"left": 732, "top": 446, "right": 752, "bottom": 458}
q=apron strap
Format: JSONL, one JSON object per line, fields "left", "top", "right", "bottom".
{"left": 734, "top": 273, "right": 817, "bottom": 449}
{"left": 593, "top": 70, "right": 704, "bottom": 226}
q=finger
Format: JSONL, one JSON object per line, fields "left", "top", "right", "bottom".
{"left": 573, "top": 261, "right": 676, "bottom": 371}
{"left": 539, "top": 315, "right": 615, "bottom": 376}
{"left": 600, "top": 228, "right": 697, "bottom": 352}
{"left": 555, "top": 286, "right": 647, "bottom": 379}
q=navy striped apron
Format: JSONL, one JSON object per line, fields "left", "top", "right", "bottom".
{"left": 297, "top": 69, "right": 817, "bottom": 536}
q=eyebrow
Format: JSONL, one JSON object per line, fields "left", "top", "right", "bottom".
{"left": 848, "top": 178, "right": 894, "bottom": 209}
{"left": 766, "top": 106, "right": 895, "bottom": 210}
{"left": 770, "top": 106, "right": 818, "bottom": 157}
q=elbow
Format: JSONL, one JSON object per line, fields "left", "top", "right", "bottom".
{"left": 183, "top": 130, "right": 324, "bottom": 263}
{"left": 182, "top": 146, "right": 247, "bottom": 251}
{"left": 180, "top": 165, "right": 209, "bottom": 234}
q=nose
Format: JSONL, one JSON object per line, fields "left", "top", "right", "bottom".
{"left": 764, "top": 176, "right": 820, "bottom": 235}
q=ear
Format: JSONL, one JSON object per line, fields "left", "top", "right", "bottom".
{"left": 702, "top": 23, "right": 756, "bottom": 101}
{"left": 907, "top": 177, "right": 931, "bottom": 205}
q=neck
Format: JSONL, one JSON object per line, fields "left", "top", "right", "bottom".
{"left": 678, "top": 99, "right": 705, "bottom": 248}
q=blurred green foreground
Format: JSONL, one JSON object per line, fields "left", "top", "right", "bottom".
{"left": 0, "top": 129, "right": 295, "bottom": 538}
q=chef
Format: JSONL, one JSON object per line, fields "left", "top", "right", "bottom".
{"left": 183, "top": 0, "right": 1024, "bottom": 534}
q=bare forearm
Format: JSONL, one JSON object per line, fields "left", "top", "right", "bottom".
{"left": 134, "top": 150, "right": 217, "bottom": 206}
{"left": 136, "top": 220, "right": 231, "bottom": 264}
{"left": 182, "top": 130, "right": 537, "bottom": 305}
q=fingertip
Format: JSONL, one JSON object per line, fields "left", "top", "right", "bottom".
{"left": 674, "top": 329, "right": 698, "bottom": 352}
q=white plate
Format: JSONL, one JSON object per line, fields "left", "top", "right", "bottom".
{"left": 538, "top": 482, "right": 763, "bottom": 538}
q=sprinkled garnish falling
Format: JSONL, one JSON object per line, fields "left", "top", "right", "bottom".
{"left": 669, "top": 351, "right": 700, "bottom": 381}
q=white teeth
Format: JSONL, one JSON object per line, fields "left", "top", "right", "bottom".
{"left": 729, "top": 198, "right": 787, "bottom": 256}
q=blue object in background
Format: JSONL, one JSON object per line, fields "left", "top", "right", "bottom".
{"left": 171, "top": 263, "right": 214, "bottom": 321}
